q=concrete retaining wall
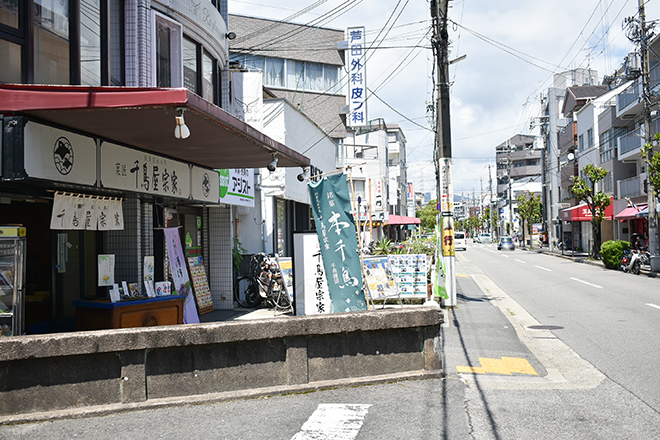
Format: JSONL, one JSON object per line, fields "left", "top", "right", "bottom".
{"left": 0, "top": 306, "right": 443, "bottom": 421}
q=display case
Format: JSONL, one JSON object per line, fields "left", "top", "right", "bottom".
{"left": 0, "top": 227, "right": 27, "bottom": 336}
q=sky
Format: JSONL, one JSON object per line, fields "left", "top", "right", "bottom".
{"left": 228, "top": 0, "right": 660, "bottom": 199}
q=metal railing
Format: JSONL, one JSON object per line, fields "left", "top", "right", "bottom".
{"left": 618, "top": 127, "right": 644, "bottom": 156}
{"left": 618, "top": 175, "right": 642, "bottom": 198}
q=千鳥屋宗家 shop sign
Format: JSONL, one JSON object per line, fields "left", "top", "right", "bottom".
{"left": 100, "top": 141, "right": 191, "bottom": 199}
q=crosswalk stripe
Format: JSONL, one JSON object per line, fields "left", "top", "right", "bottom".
{"left": 291, "top": 404, "right": 372, "bottom": 440}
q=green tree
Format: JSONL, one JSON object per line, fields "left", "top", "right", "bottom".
{"left": 416, "top": 199, "right": 438, "bottom": 232}
{"left": 516, "top": 192, "right": 542, "bottom": 248}
{"left": 570, "top": 164, "right": 610, "bottom": 258}
{"left": 642, "top": 133, "right": 660, "bottom": 254}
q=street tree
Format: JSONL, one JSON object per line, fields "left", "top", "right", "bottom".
{"left": 642, "top": 133, "right": 660, "bottom": 253}
{"left": 516, "top": 191, "right": 542, "bottom": 248}
{"left": 416, "top": 199, "right": 437, "bottom": 232}
{"left": 570, "top": 163, "right": 610, "bottom": 258}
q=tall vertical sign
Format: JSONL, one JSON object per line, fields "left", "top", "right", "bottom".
{"left": 347, "top": 26, "right": 367, "bottom": 127}
{"left": 309, "top": 173, "right": 367, "bottom": 312}
{"left": 231, "top": 72, "right": 264, "bottom": 132}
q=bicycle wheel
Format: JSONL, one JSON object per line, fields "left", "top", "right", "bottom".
{"left": 234, "top": 277, "right": 261, "bottom": 308}
{"left": 270, "top": 278, "right": 291, "bottom": 309}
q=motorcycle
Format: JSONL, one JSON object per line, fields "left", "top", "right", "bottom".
{"left": 255, "top": 253, "right": 291, "bottom": 309}
{"left": 622, "top": 249, "right": 650, "bottom": 275}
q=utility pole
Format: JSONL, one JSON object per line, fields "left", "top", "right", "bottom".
{"left": 431, "top": 0, "right": 455, "bottom": 306}
{"left": 637, "top": 0, "right": 659, "bottom": 258}
{"left": 489, "top": 163, "right": 493, "bottom": 237}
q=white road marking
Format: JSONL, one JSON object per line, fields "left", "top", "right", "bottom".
{"left": 535, "top": 265, "right": 551, "bottom": 272}
{"left": 646, "top": 303, "right": 660, "bottom": 310}
{"left": 291, "top": 404, "right": 371, "bottom": 440}
{"left": 570, "top": 277, "right": 602, "bottom": 289}
{"left": 501, "top": 254, "right": 510, "bottom": 258}
{"left": 487, "top": 249, "right": 498, "bottom": 254}
{"left": 515, "top": 259, "right": 526, "bottom": 264}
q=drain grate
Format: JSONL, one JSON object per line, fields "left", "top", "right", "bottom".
{"left": 528, "top": 325, "right": 564, "bottom": 330}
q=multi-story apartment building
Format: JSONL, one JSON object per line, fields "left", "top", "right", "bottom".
{"left": 387, "top": 124, "right": 408, "bottom": 217}
{"left": 541, "top": 68, "right": 598, "bottom": 244}
{"left": 495, "top": 134, "right": 541, "bottom": 236}
{"left": 610, "top": 35, "right": 660, "bottom": 251}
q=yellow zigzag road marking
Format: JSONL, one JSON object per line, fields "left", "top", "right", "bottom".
{"left": 456, "top": 357, "right": 537, "bottom": 376}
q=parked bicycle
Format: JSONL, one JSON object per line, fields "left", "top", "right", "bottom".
{"left": 234, "top": 253, "right": 291, "bottom": 310}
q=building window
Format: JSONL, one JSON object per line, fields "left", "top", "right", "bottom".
{"left": 183, "top": 36, "right": 198, "bottom": 92}
{"left": 0, "top": 0, "right": 123, "bottom": 86}
{"left": 0, "top": 38, "right": 21, "bottom": 83}
{"left": 265, "top": 56, "right": 284, "bottom": 87}
{"left": 578, "top": 134, "right": 584, "bottom": 152}
{"left": 0, "top": 0, "right": 19, "bottom": 29}
{"left": 80, "top": 0, "right": 101, "bottom": 85}
{"left": 202, "top": 50, "right": 215, "bottom": 103}
{"left": 109, "top": 0, "right": 124, "bottom": 86}
{"left": 233, "top": 54, "right": 342, "bottom": 94}
{"left": 587, "top": 128, "right": 593, "bottom": 149}
{"left": 182, "top": 35, "right": 218, "bottom": 105}
{"left": 154, "top": 12, "right": 182, "bottom": 88}
{"left": 33, "top": 0, "right": 70, "bottom": 84}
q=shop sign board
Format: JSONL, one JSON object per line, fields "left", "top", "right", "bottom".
{"left": 218, "top": 168, "right": 255, "bottom": 207}
{"left": 100, "top": 141, "right": 191, "bottom": 199}
{"left": 347, "top": 26, "right": 367, "bottom": 127}
{"left": 293, "top": 232, "right": 332, "bottom": 315}
{"left": 24, "top": 121, "right": 96, "bottom": 186}
{"left": 191, "top": 166, "right": 220, "bottom": 203}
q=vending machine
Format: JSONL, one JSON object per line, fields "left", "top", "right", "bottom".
{"left": 0, "top": 226, "right": 26, "bottom": 336}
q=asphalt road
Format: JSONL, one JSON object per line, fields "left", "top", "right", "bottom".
{"left": 464, "top": 242, "right": 660, "bottom": 412}
{"left": 2, "top": 243, "right": 660, "bottom": 439}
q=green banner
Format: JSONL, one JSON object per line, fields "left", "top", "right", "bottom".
{"left": 309, "top": 173, "right": 367, "bottom": 312}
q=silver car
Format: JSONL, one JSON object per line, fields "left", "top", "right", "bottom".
{"left": 497, "top": 236, "right": 515, "bottom": 251}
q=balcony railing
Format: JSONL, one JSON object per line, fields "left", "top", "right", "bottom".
{"left": 651, "top": 62, "right": 660, "bottom": 89}
{"left": 618, "top": 175, "right": 642, "bottom": 198}
{"left": 618, "top": 127, "right": 644, "bottom": 156}
{"left": 617, "top": 79, "right": 641, "bottom": 112}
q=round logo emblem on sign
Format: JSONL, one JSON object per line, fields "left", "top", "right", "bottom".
{"left": 53, "top": 137, "right": 74, "bottom": 175}
{"left": 218, "top": 169, "right": 230, "bottom": 198}
{"left": 202, "top": 172, "right": 210, "bottom": 197}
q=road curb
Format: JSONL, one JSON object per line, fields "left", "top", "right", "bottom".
{"left": 537, "top": 249, "right": 657, "bottom": 276}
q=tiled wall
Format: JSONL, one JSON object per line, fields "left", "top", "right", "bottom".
{"left": 106, "top": 196, "right": 141, "bottom": 286}
{"left": 209, "top": 206, "right": 233, "bottom": 309}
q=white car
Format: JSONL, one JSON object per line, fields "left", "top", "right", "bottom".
{"left": 454, "top": 231, "right": 467, "bottom": 250}
{"left": 478, "top": 233, "right": 492, "bottom": 244}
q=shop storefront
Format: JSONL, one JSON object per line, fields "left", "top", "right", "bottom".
{"left": 614, "top": 204, "right": 648, "bottom": 247}
{"left": 0, "top": 85, "right": 309, "bottom": 335}
{"left": 560, "top": 199, "right": 614, "bottom": 253}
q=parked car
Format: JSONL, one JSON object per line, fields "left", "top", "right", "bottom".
{"left": 454, "top": 231, "right": 467, "bottom": 251}
{"left": 498, "top": 236, "right": 515, "bottom": 251}
{"left": 478, "top": 233, "right": 492, "bottom": 244}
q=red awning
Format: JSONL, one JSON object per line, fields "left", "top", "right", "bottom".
{"left": 0, "top": 84, "right": 310, "bottom": 169}
{"left": 386, "top": 215, "right": 421, "bottom": 226}
{"left": 561, "top": 199, "right": 614, "bottom": 222}
{"left": 614, "top": 205, "right": 647, "bottom": 220}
